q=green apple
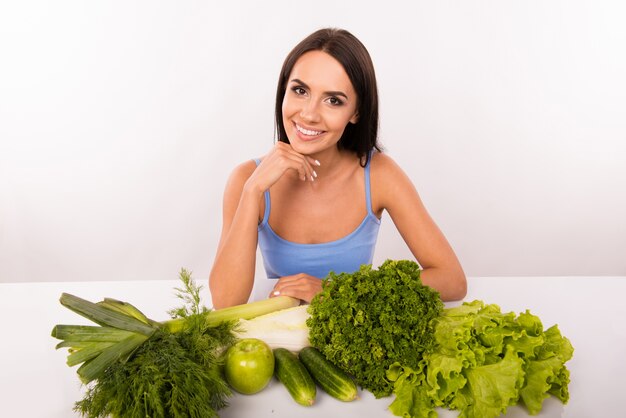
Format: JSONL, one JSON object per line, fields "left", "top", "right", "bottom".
{"left": 224, "top": 338, "right": 275, "bottom": 395}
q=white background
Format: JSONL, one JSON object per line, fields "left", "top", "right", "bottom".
{"left": 1, "top": 0, "right": 625, "bottom": 284}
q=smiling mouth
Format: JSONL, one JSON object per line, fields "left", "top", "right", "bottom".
{"left": 295, "top": 123, "right": 325, "bottom": 137}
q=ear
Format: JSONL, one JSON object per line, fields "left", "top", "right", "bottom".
{"left": 349, "top": 111, "right": 359, "bottom": 124}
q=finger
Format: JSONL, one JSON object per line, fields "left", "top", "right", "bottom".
{"left": 274, "top": 273, "right": 315, "bottom": 286}
{"left": 282, "top": 151, "right": 316, "bottom": 182}
{"left": 271, "top": 284, "right": 319, "bottom": 304}
{"left": 271, "top": 275, "right": 322, "bottom": 297}
{"left": 269, "top": 147, "right": 308, "bottom": 181}
{"left": 307, "top": 156, "right": 321, "bottom": 169}
{"left": 269, "top": 276, "right": 294, "bottom": 297}
{"left": 282, "top": 154, "right": 310, "bottom": 181}
{"left": 276, "top": 143, "right": 317, "bottom": 181}
{"left": 269, "top": 280, "right": 291, "bottom": 297}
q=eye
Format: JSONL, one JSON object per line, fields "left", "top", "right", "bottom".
{"left": 326, "top": 96, "right": 344, "bottom": 106}
{"left": 291, "top": 86, "right": 307, "bottom": 96}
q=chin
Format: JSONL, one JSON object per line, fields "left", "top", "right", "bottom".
{"left": 288, "top": 142, "right": 315, "bottom": 155}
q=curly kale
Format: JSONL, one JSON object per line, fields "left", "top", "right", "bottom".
{"left": 307, "top": 259, "right": 444, "bottom": 398}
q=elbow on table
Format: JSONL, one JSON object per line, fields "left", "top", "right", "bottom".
{"left": 447, "top": 270, "right": 468, "bottom": 301}
{"left": 209, "top": 286, "right": 233, "bottom": 310}
{"left": 437, "top": 268, "right": 467, "bottom": 302}
{"left": 209, "top": 279, "right": 250, "bottom": 309}
{"left": 452, "top": 277, "right": 468, "bottom": 301}
{"left": 209, "top": 290, "right": 241, "bottom": 310}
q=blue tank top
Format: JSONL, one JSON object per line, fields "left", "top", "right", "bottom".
{"left": 255, "top": 155, "right": 381, "bottom": 279}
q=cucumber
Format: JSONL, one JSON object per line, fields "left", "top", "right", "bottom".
{"left": 273, "top": 348, "right": 316, "bottom": 406}
{"left": 299, "top": 346, "right": 358, "bottom": 402}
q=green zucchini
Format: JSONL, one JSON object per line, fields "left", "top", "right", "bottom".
{"left": 299, "top": 346, "right": 358, "bottom": 402}
{"left": 273, "top": 348, "right": 316, "bottom": 406}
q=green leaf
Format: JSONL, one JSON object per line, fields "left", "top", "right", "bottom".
{"left": 389, "top": 381, "right": 436, "bottom": 418}
{"left": 454, "top": 347, "right": 524, "bottom": 418}
{"left": 168, "top": 268, "right": 207, "bottom": 319}
{"left": 308, "top": 259, "right": 444, "bottom": 397}
{"left": 52, "top": 325, "right": 135, "bottom": 342}
{"left": 59, "top": 293, "right": 156, "bottom": 336}
{"left": 77, "top": 332, "right": 149, "bottom": 383}
{"left": 66, "top": 342, "right": 115, "bottom": 367}
{"left": 520, "top": 357, "right": 562, "bottom": 414}
{"left": 387, "top": 301, "right": 574, "bottom": 418}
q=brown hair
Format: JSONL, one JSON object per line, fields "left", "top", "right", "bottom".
{"left": 275, "top": 28, "right": 381, "bottom": 166}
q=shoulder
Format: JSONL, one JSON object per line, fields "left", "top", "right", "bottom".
{"left": 369, "top": 152, "right": 418, "bottom": 209}
{"left": 221, "top": 158, "right": 265, "bottom": 219}
{"left": 226, "top": 159, "right": 258, "bottom": 186}
{"left": 221, "top": 159, "right": 260, "bottom": 202}
{"left": 369, "top": 152, "right": 410, "bottom": 184}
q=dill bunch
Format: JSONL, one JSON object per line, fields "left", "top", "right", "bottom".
{"left": 73, "top": 269, "right": 236, "bottom": 418}
{"left": 75, "top": 324, "right": 234, "bottom": 418}
{"left": 53, "top": 269, "right": 299, "bottom": 417}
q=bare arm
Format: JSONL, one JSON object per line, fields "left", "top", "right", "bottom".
{"left": 372, "top": 154, "right": 467, "bottom": 301}
{"left": 209, "top": 142, "right": 318, "bottom": 308}
{"left": 209, "top": 161, "right": 261, "bottom": 308}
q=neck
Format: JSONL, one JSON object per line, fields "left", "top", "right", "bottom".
{"left": 310, "top": 148, "right": 353, "bottom": 176}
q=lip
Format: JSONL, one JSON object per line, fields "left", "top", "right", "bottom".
{"left": 293, "top": 122, "right": 325, "bottom": 141}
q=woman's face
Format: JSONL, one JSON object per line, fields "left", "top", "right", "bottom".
{"left": 282, "top": 50, "right": 359, "bottom": 156}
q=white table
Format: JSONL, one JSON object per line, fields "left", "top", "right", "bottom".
{"left": 1, "top": 276, "right": 624, "bottom": 418}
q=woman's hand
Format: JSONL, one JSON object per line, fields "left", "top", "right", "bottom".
{"left": 269, "top": 273, "right": 323, "bottom": 303}
{"left": 245, "top": 141, "right": 319, "bottom": 194}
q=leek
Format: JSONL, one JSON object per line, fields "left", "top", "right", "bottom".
{"left": 163, "top": 295, "right": 300, "bottom": 333}
{"left": 51, "top": 325, "right": 136, "bottom": 343}
{"left": 52, "top": 273, "right": 299, "bottom": 384}
{"left": 234, "top": 304, "right": 311, "bottom": 352}
{"left": 66, "top": 342, "right": 115, "bottom": 367}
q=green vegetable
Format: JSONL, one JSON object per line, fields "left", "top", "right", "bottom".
{"left": 234, "top": 305, "right": 311, "bottom": 351}
{"left": 164, "top": 293, "right": 300, "bottom": 334}
{"left": 273, "top": 348, "right": 317, "bottom": 406}
{"left": 299, "top": 346, "right": 358, "bottom": 402}
{"left": 387, "top": 300, "right": 574, "bottom": 418}
{"left": 52, "top": 269, "right": 299, "bottom": 418}
{"left": 307, "top": 259, "right": 443, "bottom": 397}
{"left": 52, "top": 273, "right": 299, "bottom": 384}
{"left": 75, "top": 325, "right": 234, "bottom": 418}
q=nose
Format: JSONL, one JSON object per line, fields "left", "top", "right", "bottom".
{"left": 299, "top": 99, "right": 321, "bottom": 123}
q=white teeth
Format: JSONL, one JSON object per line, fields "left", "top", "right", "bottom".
{"left": 296, "top": 124, "right": 323, "bottom": 136}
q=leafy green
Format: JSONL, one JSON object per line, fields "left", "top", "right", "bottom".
{"left": 307, "top": 259, "right": 444, "bottom": 397}
{"left": 168, "top": 268, "right": 207, "bottom": 318}
{"left": 73, "top": 269, "right": 237, "bottom": 418}
{"left": 387, "top": 300, "right": 574, "bottom": 418}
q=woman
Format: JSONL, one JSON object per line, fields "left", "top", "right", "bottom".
{"left": 209, "top": 28, "right": 466, "bottom": 308}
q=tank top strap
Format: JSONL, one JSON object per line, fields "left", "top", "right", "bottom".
{"left": 253, "top": 158, "right": 271, "bottom": 225}
{"left": 364, "top": 151, "right": 375, "bottom": 217}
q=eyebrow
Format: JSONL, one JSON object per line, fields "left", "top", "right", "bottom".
{"left": 289, "top": 78, "right": 349, "bottom": 100}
